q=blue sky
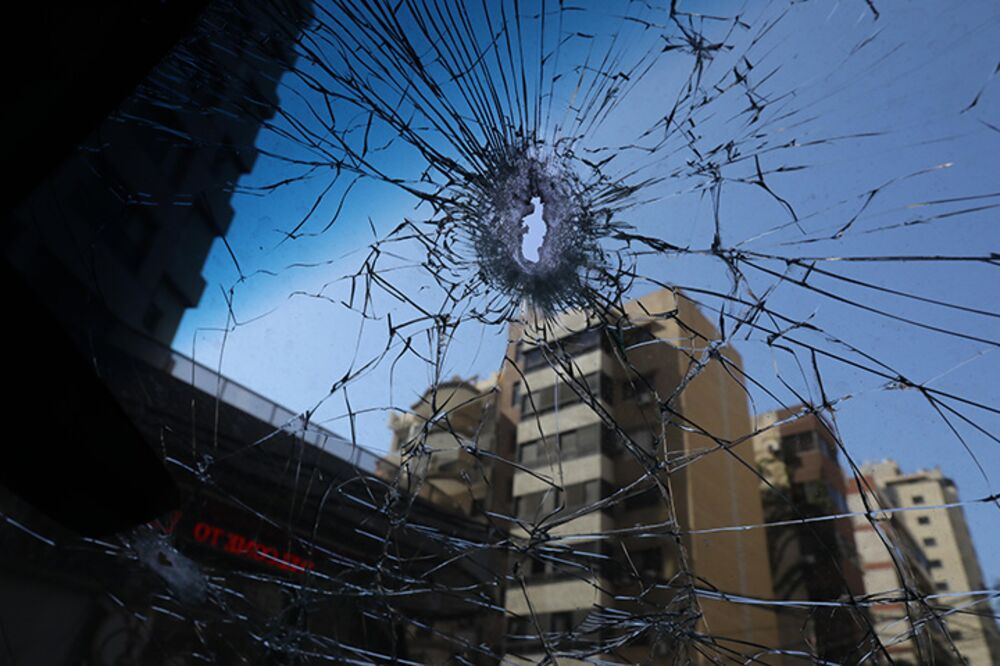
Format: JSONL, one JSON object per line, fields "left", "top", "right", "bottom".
{"left": 174, "top": 1, "right": 1000, "bottom": 587}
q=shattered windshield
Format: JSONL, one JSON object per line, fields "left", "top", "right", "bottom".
{"left": 2, "top": 1, "right": 999, "bottom": 664}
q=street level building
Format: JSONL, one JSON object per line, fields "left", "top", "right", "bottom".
{"left": 0, "top": 335, "right": 500, "bottom": 665}
{"left": 383, "top": 374, "right": 518, "bottom": 660}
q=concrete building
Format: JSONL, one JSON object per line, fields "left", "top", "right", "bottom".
{"left": 500, "top": 288, "right": 782, "bottom": 663}
{"left": 1, "top": 334, "right": 502, "bottom": 665}
{"left": 7, "top": 0, "right": 312, "bottom": 353}
{"left": 383, "top": 375, "right": 517, "bottom": 661}
{"left": 863, "top": 460, "right": 1000, "bottom": 665}
{"left": 3, "top": 0, "right": 315, "bottom": 535}
{"left": 846, "top": 471, "right": 961, "bottom": 664}
{"left": 750, "top": 407, "right": 870, "bottom": 661}
{"left": 3, "top": 2, "right": 514, "bottom": 662}
{"left": 386, "top": 374, "right": 516, "bottom": 518}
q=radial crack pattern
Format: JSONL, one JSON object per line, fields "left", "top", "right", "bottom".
{"left": 2, "top": 1, "right": 999, "bottom": 665}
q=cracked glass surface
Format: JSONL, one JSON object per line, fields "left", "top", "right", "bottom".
{"left": 2, "top": 1, "right": 999, "bottom": 664}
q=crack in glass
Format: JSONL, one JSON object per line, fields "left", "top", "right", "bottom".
{"left": 2, "top": 0, "right": 999, "bottom": 665}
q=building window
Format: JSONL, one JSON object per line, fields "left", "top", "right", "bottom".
{"left": 626, "top": 429, "right": 658, "bottom": 453}
{"left": 521, "top": 384, "right": 553, "bottom": 414}
{"left": 516, "top": 492, "right": 551, "bottom": 520}
{"left": 521, "top": 347, "right": 548, "bottom": 370}
{"left": 519, "top": 441, "right": 540, "bottom": 464}
{"left": 935, "top": 581, "right": 949, "bottom": 591}
{"left": 574, "top": 425, "right": 602, "bottom": 457}
{"left": 917, "top": 516, "right": 931, "bottom": 525}
{"left": 519, "top": 425, "right": 604, "bottom": 467}
{"left": 624, "top": 484, "right": 662, "bottom": 511}
{"left": 559, "top": 429, "right": 579, "bottom": 457}
{"left": 508, "top": 617, "right": 531, "bottom": 637}
{"left": 601, "top": 426, "right": 622, "bottom": 456}
{"left": 550, "top": 612, "right": 573, "bottom": 634}
{"left": 565, "top": 480, "right": 602, "bottom": 509}
{"left": 635, "top": 548, "right": 662, "bottom": 578}
{"left": 519, "top": 372, "right": 610, "bottom": 417}
{"left": 828, "top": 486, "right": 848, "bottom": 513}
{"left": 516, "top": 481, "right": 611, "bottom": 521}
{"left": 600, "top": 373, "right": 615, "bottom": 403}
{"left": 801, "top": 481, "right": 831, "bottom": 506}
{"left": 561, "top": 328, "right": 604, "bottom": 355}
{"left": 519, "top": 330, "right": 604, "bottom": 373}
{"left": 927, "top": 559, "right": 942, "bottom": 568}
{"left": 623, "top": 325, "right": 657, "bottom": 349}
{"left": 912, "top": 495, "right": 925, "bottom": 504}
{"left": 815, "top": 435, "right": 836, "bottom": 459}
{"left": 782, "top": 431, "right": 817, "bottom": 454}
{"left": 511, "top": 382, "right": 520, "bottom": 407}
{"left": 923, "top": 537, "right": 937, "bottom": 547}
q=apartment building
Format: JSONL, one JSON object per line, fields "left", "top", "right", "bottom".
{"left": 386, "top": 375, "right": 515, "bottom": 516}
{"left": 500, "top": 288, "right": 781, "bottom": 664}
{"left": 384, "top": 375, "right": 517, "bottom": 663}
{"left": 846, "top": 472, "right": 960, "bottom": 664}
{"left": 863, "top": 460, "right": 1000, "bottom": 665}
{"left": 8, "top": 0, "right": 313, "bottom": 354}
{"left": 750, "top": 407, "right": 870, "bottom": 661}
{"left": 3, "top": 0, "right": 315, "bottom": 536}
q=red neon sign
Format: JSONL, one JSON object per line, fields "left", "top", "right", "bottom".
{"left": 191, "top": 521, "right": 315, "bottom": 573}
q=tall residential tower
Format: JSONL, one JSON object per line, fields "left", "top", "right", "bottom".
{"left": 502, "top": 288, "right": 781, "bottom": 663}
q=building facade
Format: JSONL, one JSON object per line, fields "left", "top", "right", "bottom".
{"left": 2, "top": 0, "right": 316, "bottom": 535}
{"left": 0, "top": 336, "right": 500, "bottom": 665}
{"left": 750, "top": 407, "right": 870, "bottom": 661}
{"left": 499, "top": 288, "right": 782, "bottom": 663}
{"left": 383, "top": 374, "right": 518, "bottom": 662}
{"left": 7, "top": 0, "right": 313, "bottom": 352}
{"left": 863, "top": 460, "right": 1000, "bottom": 665}
{"left": 847, "top": 470, "right": 961, "bottom": 664}
{"left": 386, "top": 375, "right": 516, "bottom": 518}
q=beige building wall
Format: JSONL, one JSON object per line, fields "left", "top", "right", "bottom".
{"left": 505, "top": 288, "right": 781, "bottom": 663}
{"left": 846, "top": 482, "right": 931, "bottom": 663}
{"left": 865, "top": 460, "right": 1000, "bottom": 666}
{"left": 383, "top": 373, "right": 518, "bottom": 663}
{"left": 384, "top": 376, "right": 503, "bottom": 514}
{"left": 666, "top": 296, "right": 780, "bottom": 657}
